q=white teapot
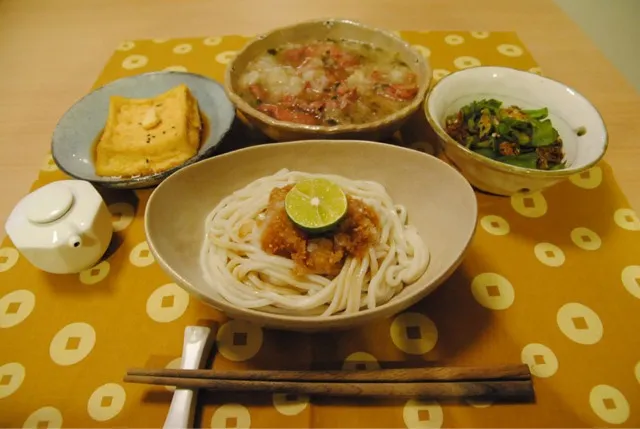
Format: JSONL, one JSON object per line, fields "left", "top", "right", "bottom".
{"left": 4, "top": 180, "right": 113, "bottom": 274}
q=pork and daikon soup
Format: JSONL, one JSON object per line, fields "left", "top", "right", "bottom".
{"left": 236, "top": 39, "right": 419, "bottom": 126}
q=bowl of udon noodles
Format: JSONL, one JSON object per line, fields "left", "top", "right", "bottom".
{"left": 223, "top": 19, "right": 431, "bottom": 142}
{"left": 145, "top": 140, "right": 477, "bottom": 331}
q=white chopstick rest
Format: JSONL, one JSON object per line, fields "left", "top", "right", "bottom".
{"left": 163, "top": 325, "right": 216, "bottom": 429}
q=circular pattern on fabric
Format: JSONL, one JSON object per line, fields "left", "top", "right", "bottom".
{"left": 480, "top": 215, "right": 510, "bottom": 236}
{"left": 412, "top": 45, "right": 431, "bottom": 58}
{"left": 497, "top": 44, "right": 524, "bottom": 57}
{"left": 409, "top": 141, "right": 435, "bottom": 155}
{"left": 634, "top": 361, "right": 640, "bottom": 383}
{"left": 121, "top": 55, "right": 148, "bottom": 70}
{"left": 108, "top": 202, "right": 135, "bottom": 231}
{"left": 79, "top": 261, "right": 110, "bottom": 285}
{"left": 511, "top": 191, "right": 547, "bottom": 218}
{"left": 41, "top": 153, "right": 59, "bottom": 172}
{"left": 172, "top": 43, "right": 192, "bottom": 54}
{"left": 129, "top": 241, "right": 155, "bottom": 267}
{"left": 342, "top": 351, "right": 381, "bottom": 370}
{"left": 216, "top": 320, "right": 264, "bottom": 361}
{"left": 444, "top": 34, "right": 464, "bottom": 45}
{"left": 614, "top": 208, "right": 640, "bottom": 231}
{"left": 0, "top": 289, "right": 35, "bottom": 328}
{"left": 569, "top": 166, "right": 602, "bottom": 189}
{"left": 403, "top": 399, "right": 443, "bottom": 429}
{"left": 49, "top": 322, "right": 96, "bottom": 366}
{"left": 0, "top": 247, "right": 19, "bottom": 273}
{"left": 453, "top": 56, "right": 481, "bottom": 69}
{"left": 272, "top": 392, "right": 310, "bottom": 416}
{"left": 432, "top": 69, "right": 450, "bottom": 80}
{"left": 146, "top": 283, "right": 189, "bottom": 323}
{"left": 589, "top": 384, "right": 630, "bottom": 424}
{"left": 210, "top": 404, "right": 251, "bottom": 429}
{"left": 164, "top": 65, "right": 188, "bottom": 72}
{"left": 557, "top": 303, "right": 603, "bottom": 345}
{"left": 470, "top": 31, "right": 490, "bottom": 39}
{"left": 521, "top": 343, "right": 558, "bottom": 378}
{"left": 203, "top": 37, "right": 222, "bottom": 46}
{"left": 529, "top": 67, "right": 543, "bottom": 75}
{"left": 471, "top": 273, "right": 515, "bottom": 310}
{"left": 215, "top": 51, "right": 237, "bottom": 64}
{"left": 116, "top": 41, "right": 135, "bottom": 52}
{"left": 570, "top": 227, "right": 601, "bottom": 251}
{"left": 87, "top": 383, "right": 126, "bottom": 421}
{"left": 390, "top": 312, "right": 438, "bottom": 355}
{"left": 466, "top": 400, "right": 492, "bottom": 408}
{"left": 23, "top": 406, "right": 63, "bottom": 429}
{"left": 0, "top": 362, "right": 25, "bottom": 399}
{"left": 164, "top": 357, "right": 183, "bottom": 391}
{"left": 534, "top": 243, "right": 566, "bottom": 267}
{"left": 621, "top": 265, "right": 640, "bottom": 299}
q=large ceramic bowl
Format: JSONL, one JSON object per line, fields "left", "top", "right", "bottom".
{"left": 52, "top": 71, "right": 236, "bottom": 189}
{"left": 224, "top": 19, "right": 431, "bottom": 142}
{"left": 424, "top": 66, "right": 608, "bottom": 196}
{"left": 145, "top": 140, "right": 477, "bottom": 332}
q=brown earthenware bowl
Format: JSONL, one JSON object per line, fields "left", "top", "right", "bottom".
{"left": 224, "top": 19, "right": 431, "bottom": 142}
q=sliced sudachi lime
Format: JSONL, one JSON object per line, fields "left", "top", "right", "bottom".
{"left": 284, "top": 178, "right": 348, "bottom": 233}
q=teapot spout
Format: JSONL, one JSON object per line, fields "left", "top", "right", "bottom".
{"left": 68, "top": 235, "right": 82, "bottom": 248}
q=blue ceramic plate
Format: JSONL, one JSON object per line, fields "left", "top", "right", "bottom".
{"left": 51, "top": 71, "right": 236, "bottom": 189}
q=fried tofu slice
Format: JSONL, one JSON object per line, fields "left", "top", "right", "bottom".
{"left": 95, "top": 84, "right": 202, "bottom": 177}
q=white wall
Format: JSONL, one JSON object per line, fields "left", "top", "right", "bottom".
{"left": 554, "top": 0, "right": 640, "bottom": 93}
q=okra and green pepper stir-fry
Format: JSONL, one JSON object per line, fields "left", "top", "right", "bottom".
{"left": 445, "top": 99, "right": 566, "bottom": 170}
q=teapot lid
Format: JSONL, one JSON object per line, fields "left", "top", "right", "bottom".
{"left": 25, "top": 183, "right": 74, "bottom": 224}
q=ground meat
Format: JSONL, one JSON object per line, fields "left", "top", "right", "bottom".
{"left": 260, "top": 185, "right": 380, "bottom": 276}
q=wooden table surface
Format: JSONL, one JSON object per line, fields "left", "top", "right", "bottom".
{"left": 1, "top": 0, "right": 638, "bottom": 227}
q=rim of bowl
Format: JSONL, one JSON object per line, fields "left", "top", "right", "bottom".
{"left": 223, "top": 18, "right": 431, "bottom": 135}
{"left": 423, "top": 65, "right": 609, "bottom": 178}
{"left": 51, "top": 71, "right": 235, "bottom": 188}
{"left": 145, "top": 139, "right": 478, "bottom": 325}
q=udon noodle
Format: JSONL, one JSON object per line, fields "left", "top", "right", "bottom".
{"left": 199, "top": 169, "right": 430, "bottom": 316}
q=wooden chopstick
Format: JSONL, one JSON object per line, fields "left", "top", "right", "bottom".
{"left": 126, "top": 364, "right": 530, "bottom": 383}
{"left": 123, "top": 365, "right": 534, "bottom": 400}
{"left": 123, "top": 375, "right": 533, "bottom": 400}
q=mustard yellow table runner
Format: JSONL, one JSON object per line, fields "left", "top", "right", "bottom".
{"left": 1, "top": 31, "right": 639, "bottom": 428}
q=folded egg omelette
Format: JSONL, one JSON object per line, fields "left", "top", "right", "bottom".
{"left": 95, "top": 84, "right": 203, "bottom": 177}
